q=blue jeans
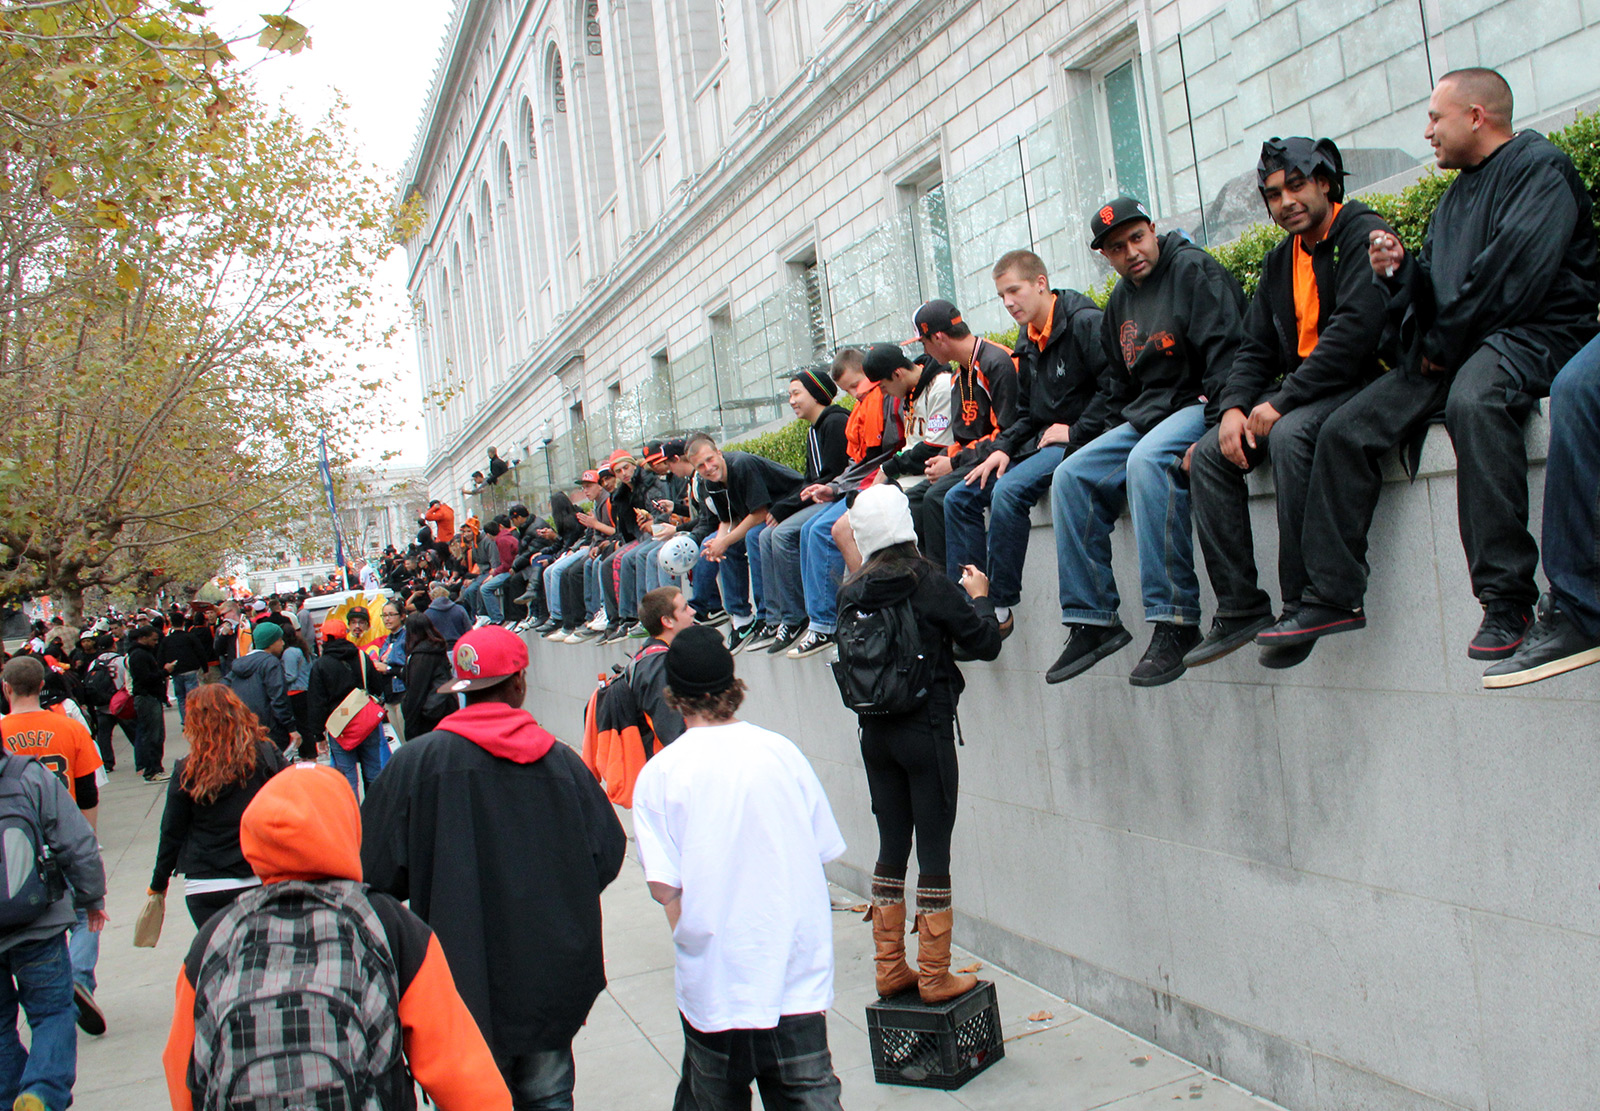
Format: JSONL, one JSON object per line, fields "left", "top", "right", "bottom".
{"left": 460, "top": 575, "right": 487, "bottom": 617}
{"left": 621, "top": 540, "right": 663, "bottom": 618}
{"left": 702, "top": 535, "right": 754, "bottom": 623}
{"left": 800, "top": 499, "right": 850, "bottom": 634}
{"left": 943, "top": 445, "right": 1066, "bottom": 607}
{"left": 0, "top": 933, "right": 77, "bottom": 1111}
{"left": 744, "top": 524, "right": 768, "bottom": 624}
{"left": 331, "top": 726, "right": 388, "bottom": 797}
{"left": 68, "top": 906, "right": 97, "bottom": 994}
{"left": 673, "top": 1012, "right": 842, "bottom": 1111}
{"left": 544, "top": 549, "right": 588, "bottom": 622}
{"left": 481, "top": 572, "right": 512, "bottom": 624}
{"left": 690, "top": 550, "right": 723, "bottom": 614}
{"left": 1051, "top": 406, "right": 1206, "bottom": 625}
{"left": 496, "top": 1045, "right": 575, "bottom": 1111}
{"left": 1544, "top": 334, "right": 1600, "bottom": 638}
{"left": 764, "top": 503, "right": 825, "bottom": 627}
{"left": 172, "top": 670, "right": 200, "bottom": 725}
{"left": 583, "top": 557, "right": 605, "bottom": 620}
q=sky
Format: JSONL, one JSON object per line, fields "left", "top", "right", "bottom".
{"left": 205, "top": 0, "right": 459, "bottom": 470}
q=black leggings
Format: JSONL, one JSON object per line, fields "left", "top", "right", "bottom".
{"left": 186, "top": 887, "right": 251, "bottom": 928}
{"left": 859, "top": 702, "right": 958, "bottom": 876}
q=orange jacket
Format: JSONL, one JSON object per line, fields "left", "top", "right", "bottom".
{"left": 424, "top": 503, "right": 456, "bottom": 544}
{"left": 162, "top": 765, "right": 510, "bottom": 1111}
{"left": 845, "top": 384, "right": 886, "bottom": 464}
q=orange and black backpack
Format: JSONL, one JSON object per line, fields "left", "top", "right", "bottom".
{"left": 580, "top": 644, "right": 668, "bottom": 808}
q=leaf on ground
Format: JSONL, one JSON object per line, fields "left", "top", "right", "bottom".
{"left": 1131, "top": 1055, "right": 1151, "bottom": 1066}
{"left": 1026, "top": 1010, "right": 1053, "bottom": 1022}
{"left": 848, "top": 904, "right": 868, "bottom": 913}
{"left": 955, "top": 963, "right": 982, "bottom": 973}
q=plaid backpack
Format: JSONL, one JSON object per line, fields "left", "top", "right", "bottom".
{"left": 189, "top": 879, "right": 406, "bottom": 1111}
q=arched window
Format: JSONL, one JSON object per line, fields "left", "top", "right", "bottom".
{"left": 573, "top": 1, "right": 619, "bottom": 264}
{"left": 545, "top": 49, "right": 580, "bottom": 245}
{"left": 496, "top": 143, "right": 528, "bottom": 347}
{"left": 477, "top": 184, "right": 508, "bottom": 367}
{"left": 517, "top": 96, "right": 554, "bottom": 327}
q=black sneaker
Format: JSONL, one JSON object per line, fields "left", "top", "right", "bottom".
{"left": 765, "top": 623, "right": 805, "bottom": 653}
{"left": 1044, "top": 623, "right": 1132, "bottom": 684}
{"left": 74, "top": 983, "right": 106, "bottom": 1036}
{"left": 1482, "top": 599, "right": 1600, "bottom": 688}
{"left": 1255, "top": 600, "right": 1365, "bottom": 647}
{"left": 1467, "top": 603, "right": 1532, "bottom": 661}
{"left": 143, "top": 770, "right": 170, "bottom": 784}
{"left": 1183, "top": 613, "right": 1274, "bottom": 667}
{"left": 740, "top": 622, "right": 777, "bottom": 653}
{"left": 697, "top": 607, "right": 730, "bottom": 627}
{"left": 1259, "top": 641, "right": 1316, "bottom": 669}
{"left": 599, "top": 624, "right": 626, "bottom": 645}
{"left": 727, "top": 622, "right": 761, "bottom": 653}
{"left": 1129, "top": 623, "right": 1203, "bottom": 687}
{"left": 786, "top": 630, "right": 836, "bottom": 659}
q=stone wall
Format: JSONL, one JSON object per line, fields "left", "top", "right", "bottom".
{"left": 522, "top": 423, "right": 1599, "bottom": 1111}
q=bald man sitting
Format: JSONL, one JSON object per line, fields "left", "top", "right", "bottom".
{"left": 1258, "top": 66, "right": 1600, "bottom": 662}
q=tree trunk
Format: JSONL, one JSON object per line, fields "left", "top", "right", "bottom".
{"left": 59, "top": 585, "right": 84, "bottom": 628}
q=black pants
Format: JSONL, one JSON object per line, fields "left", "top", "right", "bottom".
{"left": 288, "top": 691, "right": 317, "bottom": 759}
{"left": 186, "top": 887, "right": 249, "bottom": 928}
{"left": 133, "top": 695, "right": 166, "bottom": 775}
{"left": 1304, "top": 347, "right": 1555, "bottom": 610}
{"left": 858, "top": 698, "right": 958, "bottom": 876}
{"left": 1191, "top": 388, "right": 1357, "bottom": 616}
{"left": 673, "top": 1012, "right": 841, "bottom": 1111}
{"left": 92, "top": 710, "right": 134, "bottom": 771}
{"left": 559, "top": 557, "right": 589, "bottom": 628}
{"left": 907, "top": 468, "right": 971, "bottom": 574}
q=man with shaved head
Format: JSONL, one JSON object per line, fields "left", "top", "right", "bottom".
{"left": 1260, "top": 68, "right": 1600, "bottom": 662}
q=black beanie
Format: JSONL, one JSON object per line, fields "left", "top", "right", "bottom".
{"left": 789, "top": 366, "right": 837, "bottom": 407}
{"left": 665, "top": 625, "right": 736, "bottom": 697}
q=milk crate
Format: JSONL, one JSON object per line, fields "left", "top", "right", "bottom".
{"left": 865, "top": 980, "right": 1004, "bottom": 1089}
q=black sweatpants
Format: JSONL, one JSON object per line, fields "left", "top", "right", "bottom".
{"left": 1190, "top": 388, "right": 1357, "bottom": 616}
{"left": 1303, "top": 347, "right": 1556, "bottom": 611}
{"left": 858, "top": 695, "right": 959, "bottom": 876}
{"left": 907, "top": 468, "right": 972, "bottom": 575}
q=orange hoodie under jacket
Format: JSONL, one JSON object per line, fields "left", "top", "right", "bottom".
{"left": 162, "top": 764, "right": 511, "bottom": 1111}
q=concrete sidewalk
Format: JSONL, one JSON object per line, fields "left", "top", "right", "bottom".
{"left": 74, "top": 705, "right": 1284, "bottom": 1111}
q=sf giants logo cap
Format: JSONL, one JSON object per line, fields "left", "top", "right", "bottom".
{"left": 1088, "top": 196, "right": 1153, "bottom": 249}
{"left": 440, "top": 626, "right": 529, "bottom": 694}
{"left": 908, "top": 299, "right": 963, "bottom": 344}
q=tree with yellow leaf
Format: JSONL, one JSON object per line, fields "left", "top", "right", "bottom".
{"left": 0, "top": 2, "right": 419, "bottom": 621}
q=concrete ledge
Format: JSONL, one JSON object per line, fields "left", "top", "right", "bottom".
{"left": 522, "top": 415, "right": 1598, "bottom": 1111}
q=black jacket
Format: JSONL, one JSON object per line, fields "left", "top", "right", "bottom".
{"left": 160, "top": 629, "right": 209, "bottom": 674}
{"left": 992, "top": 290, "right": 1110, "bottom": 461}
{"left": 360, "top": 725, "right": 627, "bottom": 1055}
{"left": 772, "top": 406, "right": 850, "bottom": 518}
{"left": 1215, "top": 201, "right": 1395, "bottom": 417}
{"left": 949, "top": 337, "right": 1023, "bottom": 468}
{"left": 150, "top": 741, "right": 288, "bottom": 893}
{"left": 628, "top": 638, "right": 684, "bottom": 747}
{"left": 306, "top": 639, "right": 383, "bottom": 735}
{"left": 401, "top": 642, "right": 455, "bottom": 739}
{"left": 836, "top": 560, "right": 1002, "bottom": 699}
{"left": 127, "top": 643, "right": 168, "bottom": 701}
{"left": 1392, "top": 129, "right": 1600, "bottom": 385}
{"left": 1093, "top": 234, "right": 1247, "bottom": 433}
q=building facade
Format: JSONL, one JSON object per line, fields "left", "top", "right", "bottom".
{"left": 401, "top": 0, "right": 1600, "bottom": 511}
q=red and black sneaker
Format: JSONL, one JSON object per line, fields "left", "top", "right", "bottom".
{"left": 1255, "top": 601, "right": 1366, "bottom": 647}
{"left": 1467, "top": 603, "right": 1531, "bottom": 661}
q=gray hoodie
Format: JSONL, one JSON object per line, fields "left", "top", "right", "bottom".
{"left": 0, "top": 755, "right": 106, "bottom": 954}
{"left": 223, "top": 650, "right": 296, "bottom": 735}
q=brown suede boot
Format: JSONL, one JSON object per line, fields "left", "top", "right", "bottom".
{"left": 866, "top": 903, "right": 918, "bottom": 998}
{"left": 914, "top": 909, "right": 976, "bottom": 1004}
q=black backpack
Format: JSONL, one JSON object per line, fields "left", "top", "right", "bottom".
{"left": 83, "top": 660, "right": 117, "bottom": 709}
{"left": 831, "top": 595, "right": 934, "bottom": 716}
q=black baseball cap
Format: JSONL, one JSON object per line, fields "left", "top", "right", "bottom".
{"left": 908, "top": 299, "right": 963, "bottom": 342}
{"left": 1088, "top": 196, "right": 1154, "bottom": 249}
{"left": 863, "top": 343, "right": 914, "bottom": 383}
{"left": 660, "top": 438, "right": 689, "bottom": 460}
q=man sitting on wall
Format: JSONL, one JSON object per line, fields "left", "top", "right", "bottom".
{"left": 1259, "top": 68, "right": 1600, "bottom": 659}
{"left": 1046, "top": 196, "right": 1246, "bottom": 687}
{"left": 1186, "top": 138, "right": 1396, "bottom": 671}
{"left": 944, "top": 250, "right": 1109, "bottom": 648}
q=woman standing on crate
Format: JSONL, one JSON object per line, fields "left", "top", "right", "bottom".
{"left": 835, "top": 484, "right": 1001, "bottom": 1003}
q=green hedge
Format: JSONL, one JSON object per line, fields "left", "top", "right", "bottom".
{"left": 732, "top": 113, "right": 1599, "bottom": 466}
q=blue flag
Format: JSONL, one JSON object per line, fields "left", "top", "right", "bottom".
{"left": 317, "top": 433, "right": 346, "bottom": 576}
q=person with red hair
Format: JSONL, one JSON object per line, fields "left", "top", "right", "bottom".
{"left": 149, "top": 684, "right": 290, "bottom": 927}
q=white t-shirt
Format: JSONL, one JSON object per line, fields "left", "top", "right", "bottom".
{"left": 632, "top": 720, "right": 846, "bottom": 1034}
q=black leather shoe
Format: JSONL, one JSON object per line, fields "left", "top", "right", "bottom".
{"left": 1045, "top": 623, "right": 1132, "bottom": 684}
{"left": 1183, "top": 613, "right": 1274, "bottom": 667}
{"left": 1255, "top": 601, "right": 1365, "bottom": 646}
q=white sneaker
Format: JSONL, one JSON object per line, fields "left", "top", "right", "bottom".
{"left": 562, "top": 631, "right": 585, "bottom": 644}
{"left": 472, "top": 615, "right": 492, "bottom": 628}
{"left": 545, "top": 627, "right": 569, "bottom": 641}
{"left": 587, "top": 611, "right": 609, "bottom": 631}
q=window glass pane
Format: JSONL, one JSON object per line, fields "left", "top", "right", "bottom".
{"left": 919, "top": 182, "right": 958, "bottom": 302}
{"left": 1104, "top": 62, "right": 1150, "bottom": 202}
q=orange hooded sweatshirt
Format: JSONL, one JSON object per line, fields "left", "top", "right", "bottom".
{"left": 162, "top": 764, "right": 511, "bottom": 1111}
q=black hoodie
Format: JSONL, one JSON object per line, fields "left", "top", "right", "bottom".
{"left": 1090, "top": 233, "right": 1246, "bottom": 434}
{"left": 1215, "top": 200, "right": 1395, "bottom": 418}
{"left": 306, "top": 638, "right": 385, "bottom": 735}
{"left": 835, "top": 561, "right": 1002, "bottom": 697}
{"left": 991, "top": 289, "right": 1110, "bottom": 462}
{"left": 771, "top": 405, "right": 849, "bottom": 519}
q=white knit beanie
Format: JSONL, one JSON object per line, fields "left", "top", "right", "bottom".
{"left": 849, "top": 484, "right": 918, "bottom": 561}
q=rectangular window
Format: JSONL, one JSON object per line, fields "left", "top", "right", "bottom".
{"left": 900, "top": 169, "right": 957, "bottom": 304}
{"left": 1098, "top": 59, "right": 1153, "bottom": 204}
{"left": 787, "top": 254, "right": 829, "bottom": 362}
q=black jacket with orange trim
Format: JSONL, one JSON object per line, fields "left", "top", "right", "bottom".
{"left": 948, "top": 336, "right": 1022, "bottom": 469}
{"left": 990, "top": 289, "right": 1110, "bottom": 462}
